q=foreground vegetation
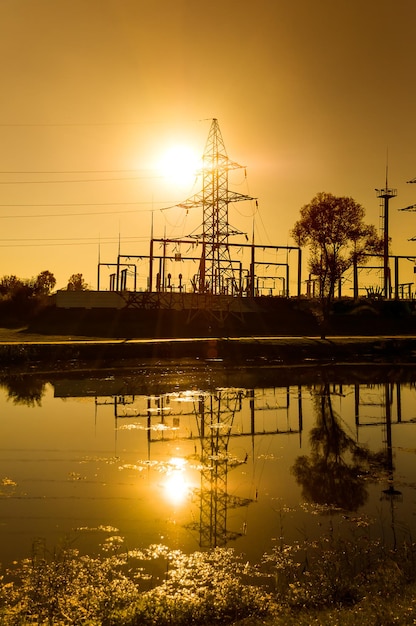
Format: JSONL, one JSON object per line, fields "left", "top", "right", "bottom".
{"left": 1, "top": 521, "right": 416, "bottom": 625}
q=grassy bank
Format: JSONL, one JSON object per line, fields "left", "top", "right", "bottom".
{"left": 2, "top": 524, "right": 416, "bottom": 625}
{"left": 234, "top": 586, "right": 416, "bottom": 625}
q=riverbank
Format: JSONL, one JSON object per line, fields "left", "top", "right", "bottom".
{"left": 26, "top": 296, "right": 416, "bottom": 340}
{"left": 1, "top": 327, "right": 416, "bottom": 371}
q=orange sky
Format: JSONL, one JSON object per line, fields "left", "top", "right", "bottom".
{"left": 0, "top": 0, "right": 415, "bottom": 290}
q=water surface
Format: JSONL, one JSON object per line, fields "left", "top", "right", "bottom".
{"left": 1, "top": 363, "right": 415, "bottom": 567}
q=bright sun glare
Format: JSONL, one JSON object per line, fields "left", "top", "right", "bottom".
{"left": 163, "top": 457, "right": 190, "bottom": 505}
{"left": 158, "top": 144, "right": 201, "bottom": 188}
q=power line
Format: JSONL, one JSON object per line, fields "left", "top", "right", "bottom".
{"left": 0, "top": 119, "right": 203, "bottom": 128}
{"left": 0, "top": 202, "right": 184, "bottom": 219}
{"left": 0, "top": 209, "right": 144, "bottom": 219}
{"left": 0, "top": 169, "right": 154, "bottom": 174}
{"left": 0, "top": 239, "right": 146, "bottom": 248}
{"left": 0, "top": 200, "right": 175, "bottom": 207}
{"left": 0, "top": 242, "right": 103, "bottom": 248}
{"left": 0, "top": 175, "right": 162, "bottom": 184}
{"left": 0, "top": 236, "right": 147, "bottom": 242}
{"left": 0, "top": 122, "right": 151, "bottom": 127}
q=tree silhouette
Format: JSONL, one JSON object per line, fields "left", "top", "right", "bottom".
{"left": 291, "top": 192, "right": 383, "bottom": 337}
{"left": 0, "top": 275, "right": 26, "bottom": 297}
{"left": 292, "top": 384, "right": 374, "bottom": 512}
{"left": 1, "top": 376, "right": 46, "bottom": 407}
{"left": 66, "top": 273, "right": 88, "bottom": 291}
{"left": 34, "top": 270, "right": 56, "bottom": 295}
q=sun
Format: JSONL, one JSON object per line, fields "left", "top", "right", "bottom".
{"left": 158, "top": 144, "right": 201, "bottom": 189}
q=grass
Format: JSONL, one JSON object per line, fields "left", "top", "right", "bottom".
{"left": 233, "top": 583, "right": 416, "bottom": 625}
{"left": 1, "top": 523, "right": 416, "bottom": 626}
{"left": 0, "top": 541, "right": 268, "bottom": 625}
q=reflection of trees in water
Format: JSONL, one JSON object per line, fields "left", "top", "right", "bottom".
{"left": 0, "top": 376, "right": 46, "bottom": 407}
{"left": 292, "top": 383, "right": 382, "bottom": 512}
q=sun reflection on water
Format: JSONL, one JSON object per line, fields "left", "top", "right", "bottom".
{"left": 163, "top": 457, "right": 191, "bottom": 506}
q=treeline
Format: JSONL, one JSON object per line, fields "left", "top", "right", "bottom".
{"left": 0, "top": 271, "right": 89, "bottom": 326}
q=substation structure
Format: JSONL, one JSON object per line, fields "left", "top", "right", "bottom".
{"left": 85, "top": 117, "right": 307, "bottom": 335}
{"left": 98, "top": 247, "right": 416, "bottom": 302}
{"left": 98, "top": 238, "right": 302, "bottom": 298}
{"left": 98, "top": 117, "right": 302, "bottom": 304}
{"left": 96, "top": 118, "right": 415, "bottom": 304}
{"left": 352, "top": 253, "right": 416, "bottom": 299}
{"left": 56, "top": 117, "right": 416, "bottom": 337}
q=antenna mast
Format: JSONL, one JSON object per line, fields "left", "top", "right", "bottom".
{"left": 376, "top": 158, "right": 397, "bottom": 299}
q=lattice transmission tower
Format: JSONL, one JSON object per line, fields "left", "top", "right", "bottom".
{"left": 178, "top": 118, "right": 255, "bottom": 295}
{"left": 195, "top": 389, "right": 246, "bottom": 548}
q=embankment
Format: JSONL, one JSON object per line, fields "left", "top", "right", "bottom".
{"left": 26, "top": 297, "right": 416, "bottom": 339}
{"left": 1, "top": 336, "right": 416, "bottom": 372}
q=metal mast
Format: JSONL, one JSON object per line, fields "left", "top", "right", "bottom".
{"left": 179, "top": 118, "right": 255, "bottom": 295}
{"left": 376, "top": 165, "right": 397, "bottom": 299}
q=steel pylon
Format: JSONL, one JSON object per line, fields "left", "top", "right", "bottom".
{"left": 178, "top": 118, "right": 255, "bottom": 295}
{"left": 195, "top": 389, "right": 244, "bottom": 548}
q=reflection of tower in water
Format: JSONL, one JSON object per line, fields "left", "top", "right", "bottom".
{"left": 107, "top": 388, "right": 253, "bottom": 546}
{"left": 380, "top": 383, "right": 402, "bottom": 548}
{"left": 105, "top": 384, "right": 303, "bottom": 549}
{"left": 355, "top": 381, "right": 404, "bottom": 546}
{"left": 195, "top": 389, "right": 248, "bottom": 548}
{"left": 355, "top": 382, "right": 403, "bottom": 499}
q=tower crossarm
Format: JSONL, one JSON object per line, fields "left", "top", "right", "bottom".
{"left": 227, "top": 190, "right": 256, "bottom": 204}
{"left": 198, "top": 155, "right": 246, "bottom": 174}
{"left": 398, "top": 203, "right": 416, "bottom": 212}
{"left": 176, "top": 193, "right": 204, "bottom": 211}
{"left": 176, "top": 189, "right": 256, "bottom": 212}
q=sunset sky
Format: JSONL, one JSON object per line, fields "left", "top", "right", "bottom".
{"left": 0, "top": 0, "right": 415, "bottom": 290}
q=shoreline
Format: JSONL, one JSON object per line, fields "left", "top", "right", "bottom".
{"left": 0, "top": 329, "right": 416, "bottom": 371}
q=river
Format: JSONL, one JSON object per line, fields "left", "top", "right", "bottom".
{"left": 1, "top": 361, "right": 415, "bottom": 569}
